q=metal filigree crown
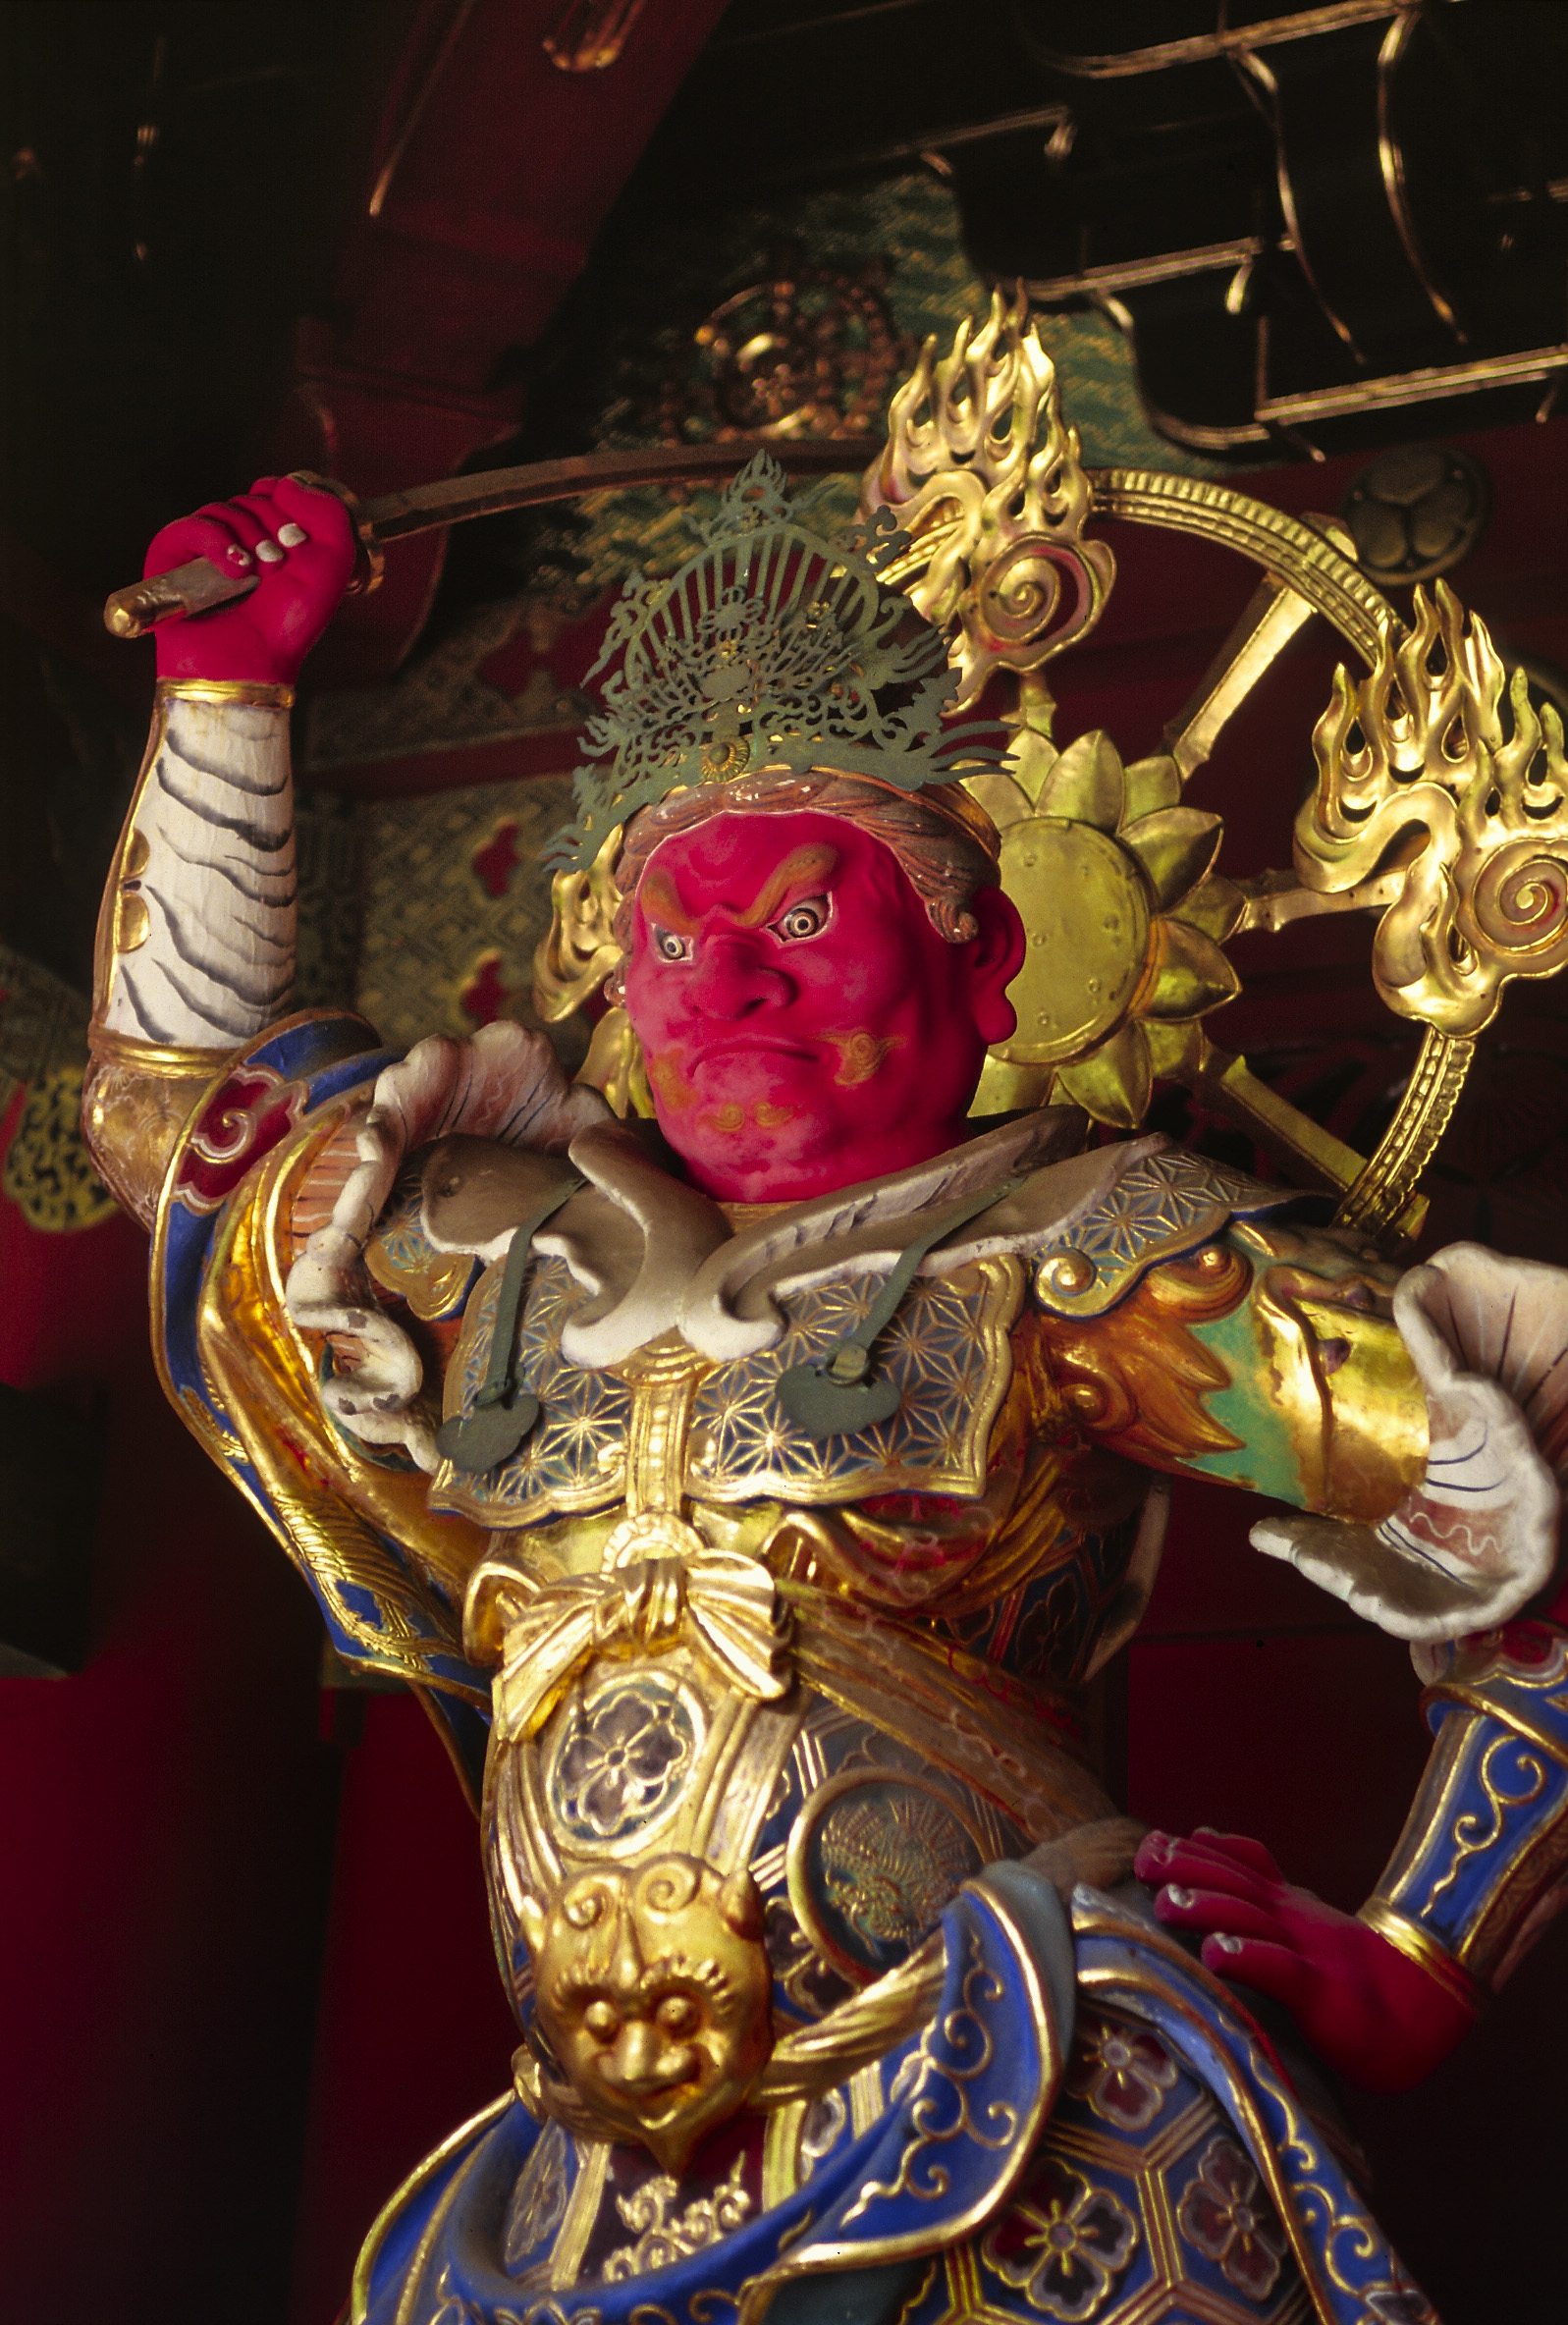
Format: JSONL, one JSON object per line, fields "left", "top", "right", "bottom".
{"left": 546, "top": 452, "right": 1003, "bottom": 870}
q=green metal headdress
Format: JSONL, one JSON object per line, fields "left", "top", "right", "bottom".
{"left": 546, "top": 451, "right": 1004, "bottom": 871}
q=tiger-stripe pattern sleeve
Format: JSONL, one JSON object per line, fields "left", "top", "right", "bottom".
{"left": 94, "top": 684, "right": 297, "bottom": 1051}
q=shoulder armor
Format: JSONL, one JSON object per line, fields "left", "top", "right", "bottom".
{"left": 1030, "top": 1146, "right": 1284, "bottom": 1319}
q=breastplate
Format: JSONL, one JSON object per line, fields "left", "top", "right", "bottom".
{"left": 457, "top": 1248, "right": 1114, "bottom": 2175}
{"left": 428, "top": 1248, "right": 1025, "bottom": 1530}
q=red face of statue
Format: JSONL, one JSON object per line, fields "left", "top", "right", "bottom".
{"left": 621, "top": 809, "right": 1026, "bottom": 1202}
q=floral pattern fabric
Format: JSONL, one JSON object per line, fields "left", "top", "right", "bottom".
{"left": 1068, "top": 2015, "right": 1180, "bottom": 2134}
{"left": 1175, "top": 2136, "right": 1288, "bottom": 2302}
{"left": 982, "top": 2155, "right": 1140, "bottom": 2321}
{"left": 548, "top": 1679, "right": 696, "bottom": 1843}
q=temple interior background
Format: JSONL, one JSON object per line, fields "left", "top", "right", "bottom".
{"left": 3, "top": 4, "right": 1567, "bottom": 2319}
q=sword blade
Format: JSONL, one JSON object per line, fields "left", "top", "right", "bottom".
{"left": 359, "top": 433, "right": 884, "bottom": 540}
{"left": 103, "top": 435, "right": 883, "bottom": 639}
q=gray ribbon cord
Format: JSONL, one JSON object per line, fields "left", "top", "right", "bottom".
{"left": 435, "top": 1176, "right": 585, "bottom": 1475}
{"left": 778, "top": 1175, "right": 1022, "bottom": 1439}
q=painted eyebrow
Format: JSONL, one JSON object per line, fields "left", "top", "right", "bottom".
{"left": 640, "top": 842, "right": 839, "bottom": 938}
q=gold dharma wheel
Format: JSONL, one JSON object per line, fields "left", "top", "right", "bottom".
{"left": 965, "top": 465, "right": 1427, "bottom": 1231}
{"left": 860, "top": 295, "right": 1568, "bottom": 1245}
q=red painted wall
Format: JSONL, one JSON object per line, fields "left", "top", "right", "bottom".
{"left": 0, "top": 1202, "right": 343, "bottom": 2325}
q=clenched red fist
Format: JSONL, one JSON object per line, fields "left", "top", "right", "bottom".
{"left": 145, "top": 473, "right": 357, "bottom": 685}
{"left": 1134, "top": 1826, "right": 1476, "bottom": 2092}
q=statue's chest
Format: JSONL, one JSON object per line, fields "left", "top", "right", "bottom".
{"left": 428, "top": 1251, "right": 1025, "bottom": 1528}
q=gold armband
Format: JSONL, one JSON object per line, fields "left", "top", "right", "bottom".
{"left": 87, "top": 1024, "right": 232, "bottom": 1079}
{"left": 81, "top": 1045, "right": 220, "bottom": 1227}
{"left": 1356, "top": 1896, "right": 1484, "bottom": 2017}
{"left": 1366, "top": 1633, "right": 1568, "bottom": 1997}
{"left": 153, "top": 676, "right": 296, "bottom": 710}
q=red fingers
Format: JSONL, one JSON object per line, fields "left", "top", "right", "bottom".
{"left": 1192, "top": 1827, "right": 1284, "bottom": 1880}
{"left": 1197, "top": 1933, "right": 1317, "bottom": 2017}
{"left": 147, "top": 476, "right": 356, "bottom": 685}
{"left": 1153, "top": 1884, "right": 1288, "bottom": 1946}
{"left": 1135, "top": 1823, "right": 1477, "bottom": 2091}
{"left": 1136, "top": 1831, "right": 1280, "bottom": 1913}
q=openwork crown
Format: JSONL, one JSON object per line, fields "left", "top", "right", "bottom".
{"left": 546, "top": 452, "right": 1004, "bottom": 870}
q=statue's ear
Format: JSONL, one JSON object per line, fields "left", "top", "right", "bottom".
{"left": 518, "top": 1892, "right": 547, "bottom": 1956}
{"left": 719, "top": 1866, "right": 764, "bottom": 1939}
{"left": 968, "top": 885, "right": 1028, "bottom": 1047}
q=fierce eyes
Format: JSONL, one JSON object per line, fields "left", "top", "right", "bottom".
{"left": 648, "top": 894, "right": 831, "bottom": 962}
{"left": 772, "top": 894, "right": 830, "bottom": 942}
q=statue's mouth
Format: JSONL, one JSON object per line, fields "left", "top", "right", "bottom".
{"left": 602, "top": 2072, "right": 707, "bottom": 2128}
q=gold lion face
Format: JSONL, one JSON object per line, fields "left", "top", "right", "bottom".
{"left": 520, "top": 1855, "right": 773, "bottom": 2172}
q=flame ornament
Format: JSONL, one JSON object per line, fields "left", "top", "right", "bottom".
{"left": 861, "top": 288, "right": 1116, "bottom": 712}
{"left": 1299, "top": 580, "right": 1568, "bottom": 1038}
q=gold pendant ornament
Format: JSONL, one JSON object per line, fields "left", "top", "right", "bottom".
{"left": 517, "top": 1855, "right": 773, "bottom": 2173}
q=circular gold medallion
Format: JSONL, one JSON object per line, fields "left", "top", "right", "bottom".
{"left": 1341, "top": 445, "right": 1488, "bottom": 586}
{"left": 997, "top": 817, "right": 1152, "bottom": 1066}
{"left": 785, "top": 1768, "right": 988, "bottom": 1985}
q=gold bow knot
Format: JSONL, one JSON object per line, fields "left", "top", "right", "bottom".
{"left": 472, "top": 1525, "right": 792, "bottom": 1742}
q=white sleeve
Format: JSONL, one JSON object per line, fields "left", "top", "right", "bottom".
{"left": 100, "top": 693, "right": 296, "bottom": 1049}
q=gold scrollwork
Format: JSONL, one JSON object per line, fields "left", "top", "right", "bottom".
{"left": 1423, "top": 1730, "right": 1549, "bottom": 1910}
{"left": 840, "top": 1927, "right": 1017, "bottom": 2225}
{"left": 601, "top": 2154, "right": 751, "bottom": 2283}
{"left": 1033, "top": 1243, "right": 1250, "bottom": 1473}
{"left": 863, "top": 288, "right": 1115, "bottom": 714}
{"left": 1298, "top": 580, "right": 1568, "bottom": 1038}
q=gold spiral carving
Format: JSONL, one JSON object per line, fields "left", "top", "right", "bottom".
{"left": 861, "top": 288, "right": 1115, "bottom": 709}
{"left": 1473, "top": 845, "right": 1568, "bottom": 958}
{"left": 979, "top": 535, "right": 1074, "bottom": 646}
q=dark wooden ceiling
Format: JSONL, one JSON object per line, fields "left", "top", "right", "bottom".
{"left": 6, "top": 0, "right": 1568, "bottom": 982}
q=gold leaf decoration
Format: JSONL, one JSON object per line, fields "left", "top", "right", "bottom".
{"left": 973, "top": 728, "right": 1242, "bottom": 1126}
{"left": 1144, "top": 921, "right": 1242, "bottom": 1021}
{"left": 1298, "top": 579, "right": 1568, "bottom": 1038}
{"left": 1056, "top": 1023, "right": 1153, "bottom": 1129}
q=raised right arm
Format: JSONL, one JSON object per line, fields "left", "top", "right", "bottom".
{"left": 83, "top": 476, "right": 355, "bottom": 1221}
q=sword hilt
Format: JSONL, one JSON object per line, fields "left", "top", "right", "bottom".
{"left": 102, "top": 471, "right": 379, "bottom": 639}
{"left": 103, "top": 555, "right": 257, "bottom": 639}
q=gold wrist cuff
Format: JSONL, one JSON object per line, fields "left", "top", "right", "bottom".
{"left": 1422, "top": 1678, "right": 1568, "bottom": 1773}
{"left": 88, "top": 1023, "right": 234, "bottom": 1080}
{"left": 1357, "top": 1896, "right": 1485, "bottom": 2015}
{"left": 154, "top": 676, "right": 296, "bottom": 710}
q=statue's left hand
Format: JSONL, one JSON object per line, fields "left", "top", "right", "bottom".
{"left": 1134, "top": 1827, "right": 1475, "bottom": 2091}
{"left": 145, "top": 474, "right": 357, "bottom": 684}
